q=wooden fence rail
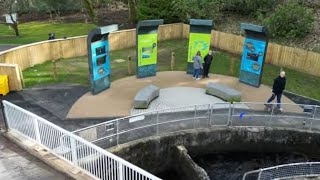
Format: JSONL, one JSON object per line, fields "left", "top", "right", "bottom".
{"left": 1, "top": 23, "right": 320, "bottom": 91}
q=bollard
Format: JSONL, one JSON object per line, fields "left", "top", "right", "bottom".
{"left": 52, "top": 60, "right": 57, "bottom": 80}
{"left": 171, "top": 52, "right": 175, "bottom": 71}
{"left": 230, "top": 56, "right": 234, "bottom": 76}
{"left": 127, "top": 56, "right": 133, "bottom": 75}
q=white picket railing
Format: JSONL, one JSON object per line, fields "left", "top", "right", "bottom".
{"left": 2, "top": 100, "right": 161, "bottom": 180}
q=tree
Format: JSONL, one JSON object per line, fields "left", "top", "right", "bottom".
{"left": 264, "top": 1, "right": 314, "bottom": 38}
{"left": 0, "top": 0, "right": 20, "bottom": 36}
{"left": 82, "top": 0, "right": 97, "bottom": 23}
{"left": 128, "top": 0, "right": 136, "bottom": 24}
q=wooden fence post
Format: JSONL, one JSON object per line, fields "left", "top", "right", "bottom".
{"left": 230, "top": 56, "right": 234, "bottom": 76}
{"left": 127, "top": 56, "right": 132, "bottom": 75}
{"left": 52, "top": 60, "right": 57, "bottom": 80}
{"left": 171, "top": 52, "right": 175, "bottom": 71}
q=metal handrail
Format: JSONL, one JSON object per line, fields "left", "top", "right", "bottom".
{"left": 72, "top": 102, "right": 320, "bottom": 144}
{"left": 243, "top": 162, "right": 320, "bottom": 180}
{"left": 2, "top": 100, "right": 161, "bottom": 180}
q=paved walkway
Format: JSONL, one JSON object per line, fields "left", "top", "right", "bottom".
{"left": 0, "top": 44, "right": 20, "bottom": 52}
{"left": 68, "top": 71, "right": 300, "bottom": 119}
{"left": 0, "top": 135, "right": 68, "bottom": 180}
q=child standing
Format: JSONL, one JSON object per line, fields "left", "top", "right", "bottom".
{"left": 193, "top": 51, "right": 203, "bottom": 80}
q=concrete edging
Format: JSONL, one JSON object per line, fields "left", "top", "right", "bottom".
{"left": 3, "top": 131, "right": 94, "bottom": 180}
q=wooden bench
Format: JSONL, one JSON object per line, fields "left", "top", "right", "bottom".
{"left": 205, "top": 83, "right": 241, "bottom": 102}
{"left": 133, "top": 85, "right": 160, "bottom": 109}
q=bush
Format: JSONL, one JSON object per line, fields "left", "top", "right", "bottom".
{"left": 265, "top": 1, "right": 314, "bottom": 38}
{"left": 137, "top": 0, "right": 221, "bottom": 23}
{"left": 137, "top": 0, "right": 177, "bottom": 22}
{"left": 218, "top": 0, "right": 277, "bottom": 15}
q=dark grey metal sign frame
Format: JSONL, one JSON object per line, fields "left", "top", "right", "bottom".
{"left": 239, "top": 23, "right": 269, "bottom": 87}
{"left": 87, "top": 25, "right": 118, "bottom": 95}
{"left": 136, "top": 19, "right": 163, "bottom": 78}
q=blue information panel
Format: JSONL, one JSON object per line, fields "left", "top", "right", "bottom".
{"left": 241, "top": 38, "right": 266, "bottom": 75}
{"left": 91, "top": 41, "right": 110, "bottom": 81}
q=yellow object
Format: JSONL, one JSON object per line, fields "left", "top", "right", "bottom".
{"left": 0, "top": 75, "right": 9, "bottom": 96}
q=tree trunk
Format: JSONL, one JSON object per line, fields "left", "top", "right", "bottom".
{"left": 128, "top": 0, "right": 137, "bottom": 24}
{"left": 10, "top": 23, "right": 19, "bottom": 36}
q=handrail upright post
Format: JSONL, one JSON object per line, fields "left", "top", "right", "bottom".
{"left": 229, "top": 103, "right": 234, "bottom": 126}
{"left": 33, "top": 118, "right": 41, "bottom": 144}
{"left": 269, "top": 103, "right": 275, "bottom": 127}
{"left": 0, "top": 101, "right": 9, "bottom": 131}
{"left": 194, "top": 105, "right": 197, "bottom": 129}
{"left": 116, "top": 119, "right": 119, "bottom": 146}
{"left": 310, "top": 106, "right": 317, "bottom": 131}
{"left": 208, "top": 104, "right": 212, "bottom": 127}
{"left": 156, "top": 111, "right": 159, "bottom": 136}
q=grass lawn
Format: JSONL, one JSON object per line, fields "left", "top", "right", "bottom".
{"left": 23, "top": 39, "right": 320, "bottom": 100}
{"left": 0, "top": 22, "right": 96, "bottom": 44}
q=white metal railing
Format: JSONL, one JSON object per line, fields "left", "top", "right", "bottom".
{"left": 242, "top": 162, "right": 320, "bottom": 180}
{"left": 2, "top": 100, "right": 161, "bottom": 180}
{"left": 72, "top": 102, "right": 320, "bottom": 149}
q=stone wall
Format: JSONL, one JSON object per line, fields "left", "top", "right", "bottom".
{"left": 109, "top": 127, "right": 320, "bottom": 176}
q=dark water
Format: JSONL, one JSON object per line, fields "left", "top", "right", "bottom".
{"left": 157, "top": 152, "right": 320, "bottom": 180}
{"left": 194, "top": 152, "right": 320, "bottom": 180}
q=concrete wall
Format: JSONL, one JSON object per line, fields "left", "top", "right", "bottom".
{"left": 109, "top": 127, "right": 320, "bottom": 175}
{"left": 173, "top": 145, "right": 210, "bottom": 180}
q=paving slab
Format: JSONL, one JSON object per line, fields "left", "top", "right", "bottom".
{"left": 0, "top": 135, "right": 69, "bottom": 180}
{"left": 68, "top": 71, "right": 300, "bottom": 119}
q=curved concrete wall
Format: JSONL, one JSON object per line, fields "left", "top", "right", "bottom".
{"left": 109, "top": 127, "right": 320, "bottom": 175}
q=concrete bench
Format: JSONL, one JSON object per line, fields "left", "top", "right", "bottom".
{"left": 205, "top": 83, "right": 241, "bottom": 102}
{"left": 133, "top": 84, "right": 160, "bottom": 109}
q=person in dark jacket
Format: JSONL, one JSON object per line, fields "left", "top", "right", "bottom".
{"left": 202, "top": 50, "right": 213, "bottom": 78}
{"left": 266, "top": 71, "right": 286, "bottom": 111}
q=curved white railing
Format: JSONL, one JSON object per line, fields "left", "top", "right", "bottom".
{"left": 72, "top": 102, "right": 320, "bottom": 149}
{"left": 2, "top": 100, "right": 161, "bottom": 180}
{"left": 3, "top": 99, "right": 320, "bottom": 180}
{"left": 242, "top": 162, "right": 320, "bottom": 180}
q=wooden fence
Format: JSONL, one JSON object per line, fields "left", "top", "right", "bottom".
{"left": 0, "top": 63, "right": 23, "bottom": 91}
{"left": 1, "top": 23, "right": 320, "bottom": 91}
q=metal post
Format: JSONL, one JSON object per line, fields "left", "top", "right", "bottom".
{"left": 257, "top": 169, "right": 262, "bottom": 180}
{"left": 229, "top": 103, "right": 234, "bottom": 126}
{"left": 116, "top": 120, "right": 119, "bottom": 146}
{"left": 118, "top": 163, "right": 124, "bottom": 180}
{"left": 156, "top": 112, "right": 159, "bottom": 136}
{"left": 194, "top": 106, "right": 197, "bottom": 129}
{"left": 70, "top": 137, "right": 78, "bottom": 165}
{"left": 269, "top": 104, "right": 275, "bottom": 127}
{"left": 310, "top": 106, "right": 317, "bottom": 131}
{"left": 208, "top": 104, "right": 212, "bottom": 127}
{"left": 0, "top": 101, "right": 9, "bottom": 132}
{"left": 33, "top": 118, "right": 41, "bottom": 144}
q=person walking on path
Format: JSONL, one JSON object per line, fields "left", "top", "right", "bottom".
{"left": 193, "top": 51, "right": 203, "bottom": 80}
{"left": 203, "top": 50, "right": 213, "bottom": 78}
{"left": 265, "top": 71, "right": 286, "bottom": 111}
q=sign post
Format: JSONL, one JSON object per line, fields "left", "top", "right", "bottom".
{"left": 87, "top": 25, "right": 118, "bottom": 95}
{"left": 187, "top": 19, "right": 213, "bottom": 74}
{"left": 239, "top": 23, "right": 269, "bottom": 87}
{"left": 136, "top": 20, "right": 163, "bottom": 78}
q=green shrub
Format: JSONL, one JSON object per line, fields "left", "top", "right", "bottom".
{"left": 218, "top": 0, "right": 277, "bottom": 15}
{"left": 265, "top": 1, "right": 314, "bottom": 38}
{"left": 137, "top": 0, "right": 177, "bottom": 22}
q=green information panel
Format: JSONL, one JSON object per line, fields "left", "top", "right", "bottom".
{"left": 138, "top": 34, "right": 158, "bottom": 67}
{"left": 187, "top": 33, "right": 211, "bottom": 63}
